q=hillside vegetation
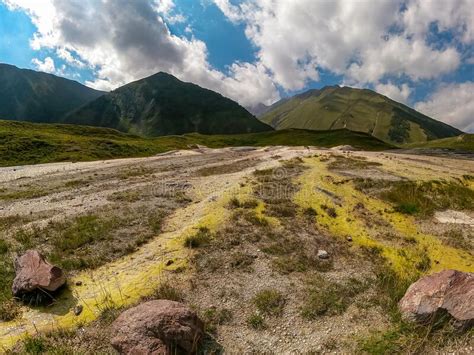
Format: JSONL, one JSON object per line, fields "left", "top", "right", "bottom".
{"left": 64, "top": 72, "right": 271, "bottom": 136}
{"left": 0, "top": 120, "right": 392, "bottom": 167}
{"left": 259, "top": 86, "right": 462, "bottom": 145}
{"left": 404, "top": 134, "right": 474, "bottom": 152}
{"left": 0, "top": 63, "right": 104, "bottom": 123}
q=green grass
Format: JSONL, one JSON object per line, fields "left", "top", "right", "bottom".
{"left": 381, "top": 180, "right": 474, "bottom": 217}
{"left": 183, "top": 227, "right": 212, "bottom": 248}
{"left": 247, "top": 313, "right": 266, "bottom": 330}
{"left": 301, "top": 276, "right": 369, "bottom": 319}
{"left": 252, "top": 289, "right": 285, "bottom": 316}
{"left": 259, "top": 86, "right": 461, "bottom": 145}
{"left": 0, "top": 120, "right": 392, "bottom": 167}
{"left": 404, "top": 133, "right": 474, "bottom": 152}
{"left": 355, "top": 179, "right": 474, "bottom": 217}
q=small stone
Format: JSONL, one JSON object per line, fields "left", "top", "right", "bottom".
{"left": 317, "top": 250, "right": 329, "bottom": 259}
{"left": 73, "top": 305, "right": 83, "bottom": 316}
{"left": 346, "top": 236, "right": 353, "bottom": 242}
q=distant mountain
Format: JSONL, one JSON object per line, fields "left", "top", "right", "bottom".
{"left": 0, "top": 63, "right": 104, "bottom": 123}
{"left": 247, "top": 103, "right": 271, "bottom": 117}
{"left": 65, "top": 72, "right": 272, "bottom": 136}
{"left": 259, "top": 86, "right": 462, "bottom": 144}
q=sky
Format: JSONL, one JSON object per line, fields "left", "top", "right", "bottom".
{"left": 0, "top": 0, "right": 473, "bottom": 132}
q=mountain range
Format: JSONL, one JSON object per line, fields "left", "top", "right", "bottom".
{"left": 64, "top": 72, "right": 271, "bottom": 136}
{"left": 258, "top": 86, "right": 462, "bottom": 144}
{"left": 0, "top": 63, "right": 463, "bottom": 144}
{"left": 0, "top": 63, "right": 104, "bottom": 123}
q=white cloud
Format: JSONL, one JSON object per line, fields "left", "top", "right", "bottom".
{"left": 4, "top": 0, "right": 473, "bottom": 108}
{"left": 31, "top": 56, "right": 56, "bottom": 73}
{"left": 402, "top": 0, "right": 474, "bottom": 44}
{"left": 375, "top": 82, "right": 412, "bottom": 104}
{"left": 214, "top": 0, "right": 468, "bottom": 91}
{"left": 3, "top": 0, "right": 279, "bottom": 107}
{"left": 415, "top": 82, "right": 474, "bottom": 132}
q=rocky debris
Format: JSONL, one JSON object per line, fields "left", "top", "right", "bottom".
{"left": 12, "top": 250, "right": 66, "bottom": 303}
{"left": 346, "top": 236, "right": 353, "bottom": 242}
{"left": 317, "top": 250, "right": 329, "bottom": 259}
{"left": 434, "top": 210, "right": 474, "bottom": 226}
{"left": 399, "top": 270, "right": 473, "bottom": 330}
{"left": 111, "top": 300, "right": 204, "bottom": 354}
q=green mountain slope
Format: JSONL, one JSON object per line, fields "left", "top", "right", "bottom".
{"left": 404, "top": 134, "right": 474, "bottom": 152}
{"left": 260, "top": 86, "right": 462, "bottom": 144}
{"left": 64, "top": 72, "right": 272, "bottom": 136}
{"left": 0, "top": 120, "right": 392, "bottom": 167}
{"left": 0, "top": 63, "right": 104, "bottom": 123}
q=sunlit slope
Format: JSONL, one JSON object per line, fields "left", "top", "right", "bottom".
{"left": 404, "top": 134, "right": 474, "bottom": 151}
{"left": 0, "top": 120, "right": 392, "bottom": 167}
{"left": 260, "top": 86, "right": 462, "bottom": 144}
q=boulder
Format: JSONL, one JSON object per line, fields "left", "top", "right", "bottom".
{"left": 399, "top": 270, "right": 473, "bottom": 330}
{"left": 111, "top": 300, "right": 204, "bottom": 354}
{"left": 12, "top": 250, "right": 66, "bottom": 301}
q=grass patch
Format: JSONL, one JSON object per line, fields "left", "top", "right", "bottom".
{"left": 301, "top": 276, "right": 369, "bottom": 319}
{"left": 107, "top": 189, "right": 142, "bottom": 202}
{"left": 184, "top": 227, "right": 212, "bottom": 248}
{"left": 0, "top": 119, "right": 391, "bottom": 168}
{"left": 0, "top": 188, "right": 47, "bottom": 201}
{"left": 149, "top": 282, "right": 183, "bottom": 302}
{"left": 247, "top": 313, "right": 266, "bottom": 330}
{"left": 202, "top": 307, "right": 233, "bottom": 334}
{"left": 0, "top": 239, "right": 9, "bottom": 254}
{"left": 0, "top": 299, "right": 21, "bottom": 322}
{"left": 252, "top": 289, "right": 285, "bottom": 316}
{"left": 52, "top": 215, "right": 115, "bottom": 251}
{"left": 328, "top": 155, "right": 382, "bottom": 170}
{"left": 355, "top": 179, "right": 474, "bottom": 217}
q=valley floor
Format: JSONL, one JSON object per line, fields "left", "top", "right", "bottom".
{"left": 0, "top": 146, "right": 473, "bottom": 353}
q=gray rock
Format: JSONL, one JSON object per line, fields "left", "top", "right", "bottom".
{"left": 317, "top": 250, "right": 329, "bottom": 259}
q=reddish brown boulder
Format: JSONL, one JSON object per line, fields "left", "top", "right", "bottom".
{"left": 12, "top": 250, "right": 66, "bottom": 299}
{"left": 399, "top": 270, "right": 473, "bottom": 329}
{"left": 111, "top": 300, "right": 204, "bottom": 354}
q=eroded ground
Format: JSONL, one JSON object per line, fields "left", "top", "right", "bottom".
{"left": 0, "top": 147, "right": 473, "bottom": 353}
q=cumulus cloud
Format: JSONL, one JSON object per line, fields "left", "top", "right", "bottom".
{"left": 375, "top": 82, "right": 412, "bottom": 104}
{"left": 31, "top": 56, "right": 56, "bottom": 73}
{"left": 415, "top": 82, "right": 474, "bottom": 132}
{"left": 4, "top": 0, "right": 473, "bottom": 108}
{"left": 3, "top": 0, "right": 279, "bottom": 106}
{"left": 214, "top": 0, "right": 470, "bottom": 90}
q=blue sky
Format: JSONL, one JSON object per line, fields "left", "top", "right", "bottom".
{"left": 0, "top": 0, "right": 473, "bottom": 131}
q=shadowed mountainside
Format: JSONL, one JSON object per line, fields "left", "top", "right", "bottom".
{"left": 0, "top": 63, "right": 104, "bottom": 123}
{"left": 64, "top": 72, "right": 272, "bottom": 136}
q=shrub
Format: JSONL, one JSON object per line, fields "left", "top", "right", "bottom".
{"left": 253, "top": 289, "right": 285, "bottom": 316}
{"left": 247, "top": 313, "right": 266, "bottom": 330}
{"left": 183, "top": 227, "right": 212, "bottom": 248}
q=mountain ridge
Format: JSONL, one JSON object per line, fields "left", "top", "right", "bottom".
{"left": 64, "top": 71, "right": 272, "bottom": 136}
{"left": 0, "top": 63, "right": 104, "bottom": 123}
{"left": 259, "top": 85, "right": 462, "bottom": 144}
